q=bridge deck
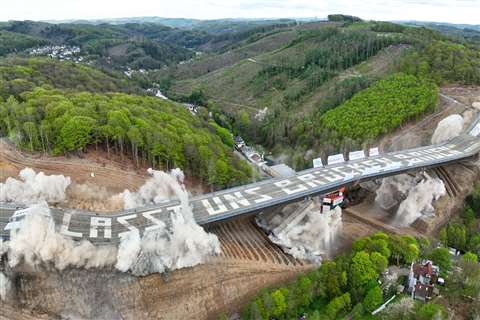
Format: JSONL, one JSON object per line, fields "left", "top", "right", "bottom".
{"left": 2, "top": 118, "right": 480, "bottom": 245}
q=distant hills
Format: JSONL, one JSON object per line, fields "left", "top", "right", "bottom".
{"left": 399, "top": 21, "right": 480, "bottom": 31}
{"left": 43, "top": 17, "right": 310, "bottom": 34}
{"left": 400, "top": 21, "right": 480, "bottom": 44}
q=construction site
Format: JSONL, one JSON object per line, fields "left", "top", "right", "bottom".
{"left": 1, "top": 86, "right": 480, "bottom": 319}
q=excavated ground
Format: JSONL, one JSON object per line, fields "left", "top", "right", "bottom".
{"left": 1, "top": 215, "right": 310, "bottom": 320}
{"left": 1, "top": 86, "right": 480, "bottom": 319}
{"left": 0, "top": 212, "right": 394, "bottom": 320}
{"left": 0, "top": 145, "right": 310, "bottom": 319}
{"left": 345, "top": 86, "right": 480, "bottom": 236}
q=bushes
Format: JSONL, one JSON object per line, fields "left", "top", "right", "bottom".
{"left": 415, "top": 303, "right": 446, "bottom": 320}
{"left": 319, "top": 73, "right": 438, "bottom": 141}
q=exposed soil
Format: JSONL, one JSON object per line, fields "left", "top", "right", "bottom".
{"left": 1, "top": 216, "right": 310, "bottom": 320}
{"left": 1, "top": 86, "right": 480, "bottom": 319}
{"left": 0, "top": 140, "right": 208, "bottom": 197}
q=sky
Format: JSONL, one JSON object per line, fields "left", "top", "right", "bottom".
{"left": 1, "top": 0, "right": 479, "bottom": 24}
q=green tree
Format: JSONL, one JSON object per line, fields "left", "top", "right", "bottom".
{"left": 271, "top": 288, "right": 288, "bottom": 318}
{"left": 318, "top": 261, "right": 346, "bottom": 300}
{"left": 127, "top": 126, "right": 144, "bottom": 166}
{"left": 363, "top": 286, "right": 383, "bottom": 313}
{"left": 59, "top": 116, "right": 95, "bottom": 152}
{"left": 415, "top": 303, "right": 446, "bottom": 320}
{"left": 439, "top": 228, "right": 448, "bottom": 247}
{"left": 350, "top": 251, "right": 378, "bottom": 288}
{"left": 22, "top": 121, "right": 37, "bottom": 151}
{"left": 446, "top": 223, "right": 467, "bottom": 251}
{"left": 389, "top": 236, "right": 419, "bottom": 265}
{"left": 325, "top": 293, "right": 351, "bottom": 320}
{"left": 214, "top": 159, "right": 230, "bottom": 188}
{"left": 430, "top": 247, "right": 452, "bottom": 274}
{"left": 370, "top": 252, "right": 388, "bottom": 273}
{"left": 462, "top": 252, "right": 478, "bottom": 263}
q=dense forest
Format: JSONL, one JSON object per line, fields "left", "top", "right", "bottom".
{"left": 0, "top": 30, "right": 48, "bottom": 56}
{"left": 0, "top": 57, "right": 143, "bottom": 98}
{"left": 0, "top": 87, "right": 252, "bottom": 189}
{"left": 237, "top": 186, "right": 480, "bottom": 319}
{"left": 318, "top": 73, "right": 438, "bottom": 142}
{"left": 400, "top": 39, "right": 480, "bottom": 84}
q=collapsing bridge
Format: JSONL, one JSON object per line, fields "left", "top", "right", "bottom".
{"left": 2, "top": 118, "right": 480, "bottom": 245}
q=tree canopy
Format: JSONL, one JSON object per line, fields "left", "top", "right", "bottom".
{"left": 0, "top": 88, "right": 252, "bottom": 189}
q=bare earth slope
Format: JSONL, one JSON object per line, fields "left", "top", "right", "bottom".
{"left": 2, "top": 216, "right": 309, "bottom": 320}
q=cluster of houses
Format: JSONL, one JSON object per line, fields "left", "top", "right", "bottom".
{"left": 407, "top": 260, "right": 444, "bottom": 301}
{"left": 29, "top": 45, "right": 83, "bottom": 62}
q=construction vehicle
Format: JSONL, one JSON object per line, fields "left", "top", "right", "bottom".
{"left": 320, "top": 187, "right": 346, "bottom": 213}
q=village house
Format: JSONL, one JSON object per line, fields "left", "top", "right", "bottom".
{"left": 407, "top": 260, "right": 442, "bottom": 301}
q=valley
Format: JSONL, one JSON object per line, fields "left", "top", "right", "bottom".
{"left": 1, "top": 11, "right": 480, "bottom": 320}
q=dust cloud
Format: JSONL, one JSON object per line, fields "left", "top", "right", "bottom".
{"left": 395, "top": 175, "right": 446, "bottom": 226}
{"left": 257, "top": 202, "right": 343, "bottom": 263}
{"left": 121, "top": 168, "right": 185, "bottom": 209}
{"left": 0, "top": 271, "right": 10, "bottom": 301}
{"left": 0, "top": 168, "right": 220, "bottom": 279}
{"left": 431, "top": 114, "right": 464, "bottom": 144}
{"left": 116, "top": 169, "right": 221, "bottom": 276}
{"left": 375, "top": 173, "right": 446, "bottom": 227}
{"left": 6, "top": 203, "right": 117, "bottom": 270}
{"left": 0, "top": 168, "right": 71, "bottom": 205}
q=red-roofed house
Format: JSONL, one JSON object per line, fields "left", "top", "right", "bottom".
{"left": 407, "top": 260, "right": 440, "bottom": 301}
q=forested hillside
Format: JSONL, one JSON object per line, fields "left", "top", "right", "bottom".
{"left": 0, "top": 20, "right": 302, "bottom": 71}
{"left": 319, "top": 73, "right": 438, "bottom": 142}
{"left": 400, "top": 38, "right": 480, "bottom": 84}
{"left": 0, "top": 87, "right": 252, "bottom": 188}
{"left": 0, "top": 57, "right": 142, "bottom": 98}
{"left": 0, "top": 30, "right": 48, "bottom": 56}
{"left": 167, "top": 18, "right": 480, "bottom": 169}
{"left": 1, "top": 17, "right": 479, "bottom": 182}
{"left": 0, "top": 21, "right": 201, "bottom": 69}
